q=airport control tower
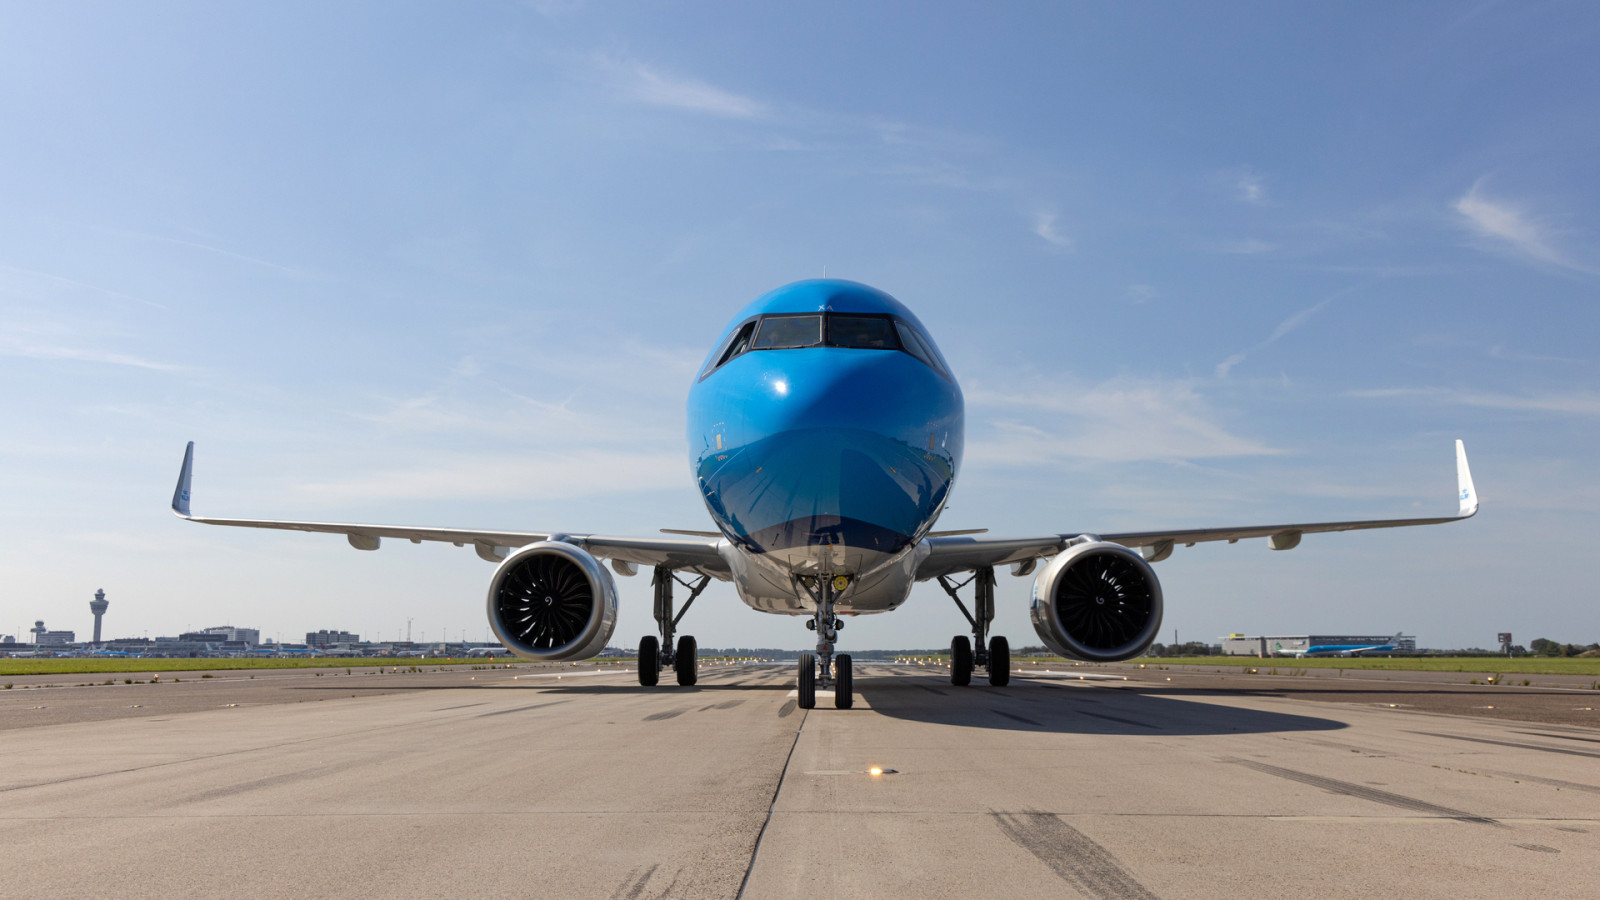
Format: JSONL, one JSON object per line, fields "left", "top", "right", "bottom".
{"left": 90, "top": 589, "right": 109, "bottom": 644}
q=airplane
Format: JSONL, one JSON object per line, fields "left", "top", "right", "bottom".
{"left": 170, "top": 278, "right": 1480, "bottom": 710}
{"left": 465, "top": 646, "right": 513, "bottom": 658}
{"left": 1274, "top": 633, "right": 1407, "bottom": 658}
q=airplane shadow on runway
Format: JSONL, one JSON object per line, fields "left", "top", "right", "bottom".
{"left": 300, "top": 672, "right": 1347, "bottom": 734}
{"left": 853, "top": 676, "right": 1349, "bottom": 735}
{"left": 306, "top": 681, "right": 792, "bottom": 694}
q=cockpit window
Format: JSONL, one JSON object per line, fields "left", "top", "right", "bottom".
{"left": 828, "top": 315, "right": 900, "bottom": 350}
{"left": 751, "top": 314, "right": 824, "bottom": 350}
{"left": 700, "top": 318, "right": 757, "bottom": 379}
{"left": 718, "top": 321, "right": 756, "bottom": 366}
{"left": 894, "top": 321, "right": 948, "bottom": 377}
{"left": 699, "top": 312, "right": 952, "bottom": 381}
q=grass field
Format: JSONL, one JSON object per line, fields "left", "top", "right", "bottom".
{"left": 0, "top": 657, "right": 627, "bottom": 677}
{"left": 1130, "top": 656, "right": 1600, "bottom": 676}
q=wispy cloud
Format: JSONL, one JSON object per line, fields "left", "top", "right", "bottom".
{"left": 523, "top": 0, "right": 587, "bottom": 17}
{"left": 1031, "top": 212, "right": 1073, "bottom": 250}
{"left": 1454, "top": 178, "right": 1595, "bottom": 274}
{"left": 1126, "top": 284, "right": 1158, "bottom": 304}
{"left": 294, "top": 450, "right": 688, "bottom": 503}
{"left": 1208, "top": 167, "right": 1271, "bottom": 205}
{"left": 594, "top": 55, "right": 764, "bottom": 118}
{"left": 964, "top": 375, "right": 1279, "bottom": 466}
{"left": 1214, "top": 293, "right": 1337, "bottom": 378}
{"left": 1234, "top": 169, "right": 1269, "bottom": 205}
{"left": 0, "top": 334, "right": 180, "bottom": 371}
{"left": 1205, "top": 237, "right": 1277, "bottom": 255}
{"left": 1351, "top": 387, "right": 1600, "bottom": 417}
{"left": 290, "top": 335, "right": 704, "bottom": 507}
{"left": 96, "top": 227, "right": 319, "bottom": 278}
{"left": 1487, "top": 344, "right": 1581, "bottom": 364}
{"left": 0, "top": 262, "right": 167, "bottom": 310}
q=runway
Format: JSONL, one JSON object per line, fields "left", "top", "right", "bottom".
{"left": 4, "top": 662, "right": 1597, "bottom": 898}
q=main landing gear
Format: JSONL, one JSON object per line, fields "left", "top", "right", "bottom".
{"left": 637, "top": 566, "right": 710, "bottom": 688}
{"left": 937, "top": 566, "right": 1010, "bottom": 688}
{"left": 795, "top": 576, "right": 853, "bottom": 711}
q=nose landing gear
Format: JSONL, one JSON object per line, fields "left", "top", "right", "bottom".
{"left": 795, "top": 576, "right": 853, "bottom": 710}
{"left": 937, "top": 566, "right": 1011, "bottom": 688}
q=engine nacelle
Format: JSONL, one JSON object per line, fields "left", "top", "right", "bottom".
{"left": 486, "top": 542, "right": 618, "bottom": 661}
{"left": 1029, "top": 541, "right": 1163, "bottom": 662}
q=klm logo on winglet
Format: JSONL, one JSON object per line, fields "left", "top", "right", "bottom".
{"left": 1461, "top": 488, "right": 1470, "bottom": 500}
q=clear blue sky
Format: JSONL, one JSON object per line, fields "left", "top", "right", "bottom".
{"left": 2, "top": 2, "right": 1596, "bottom": 650}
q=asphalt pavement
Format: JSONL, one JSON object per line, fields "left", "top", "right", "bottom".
{"left": 3, "top": 661, "right": 1596, "bottom": 898}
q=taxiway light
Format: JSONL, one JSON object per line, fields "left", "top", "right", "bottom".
{"left": 869, "top": 767, "right": 883, "bottom": 776}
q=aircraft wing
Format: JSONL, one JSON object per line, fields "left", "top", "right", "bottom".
{"left": 917, "top": 440, "right": 1478, "bottom": 580}
{"left": 169, "top": 443, "right": 730, "bottom": 578}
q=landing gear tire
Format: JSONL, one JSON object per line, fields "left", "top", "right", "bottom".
{"left": 675, "top": 635, "right": 698, "bottom": 686}
{"left": 988, "top": 635, "right": 1010, "bottom": 687}
{"left": 797, "top": 651, "right": 816, "bottom": 709}
{"left": 951, "top": 636, "right": 973, "bottom": 687}
{"left": 834, "top": 654, "right": 853, "bottom": 709}
{"left": 638, "top": 636, "right": 659, "bottom": 687}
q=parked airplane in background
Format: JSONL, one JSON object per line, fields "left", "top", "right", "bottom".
{"left": 171, "top": 279, "right": 1479, "bottom": 709}
{"left": 465, "top": 646, "right": 513, "bottom": 658}
{"left": 1275, "top": 633, "right": 1407, "bottom": 658}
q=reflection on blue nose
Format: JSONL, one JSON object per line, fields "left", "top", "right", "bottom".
{"left": 699, "top": 426, "right": 954, "bottom": 555}
{"left": 692, "top": 347, "right": 962, "bottom": 556}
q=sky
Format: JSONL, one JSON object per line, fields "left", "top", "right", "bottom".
{"left": 2, "top": 1, "right": 1597, "bottom": 651}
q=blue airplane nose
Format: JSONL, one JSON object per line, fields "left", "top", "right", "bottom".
{"left": 690, "top": 346, "right": 963, "bottom": 558}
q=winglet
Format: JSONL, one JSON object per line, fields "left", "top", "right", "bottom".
{"left": 1456, "top": 439, "right": 1478, "bottom": 518}
{"left": 172, "top": 441, "right": 195, "bottom": 518}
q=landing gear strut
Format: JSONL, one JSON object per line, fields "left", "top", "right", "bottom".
{"left": 795, "top": 576, "right": 853, "bottom": 710}
{"left": 637, "top": 566, "right": 710, "bottom": 687}
{"left": 937, "top": 566, "right": 1010, "bottom": 687}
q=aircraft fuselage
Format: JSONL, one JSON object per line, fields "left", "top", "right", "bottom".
{"left": 686, "top": 280, "right": 964, "bottom": 615}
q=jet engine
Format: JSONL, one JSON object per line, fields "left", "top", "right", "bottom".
{"left": 486, "top": 542, "right": 618, "bottom": 661}
{"left": 1029, "top": 541, "right": 1163, "bottom": 662}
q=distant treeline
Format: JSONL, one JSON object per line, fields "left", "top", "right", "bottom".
{"left": 1143, "top": 642, "right": 1221, "bottom": 657}
{"left": 1527, "top": 638, "right": 1600, "bottom": 658}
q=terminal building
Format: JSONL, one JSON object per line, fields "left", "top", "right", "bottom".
{"left": 1221, "top": 633, "right": 1417, "bottom": 656}
{"left": 307, "top": 629, "right": 360, "bottom": 647}
{"left": 197, "top": 626, "right": 260, "bottom": 644}
{"left": 30, "top": 621, "right": 75, "bottom": 646}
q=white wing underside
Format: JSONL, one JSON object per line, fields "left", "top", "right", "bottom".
{"left": 916, "top": 440, "right": 1479, "bottom": 578}
{"left": 169, "top": 444, "right": 729, "bottom": 578}
{"left": 170, "top": 440, "right": 1477, "bottom": 582}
